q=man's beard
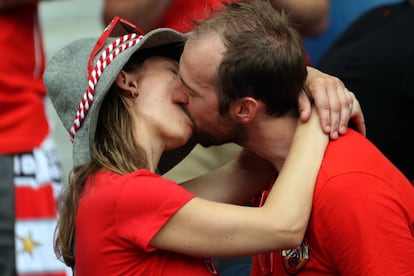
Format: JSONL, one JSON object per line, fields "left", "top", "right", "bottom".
{"left": 195, "top": 121, "right": 247, "bottom": 147}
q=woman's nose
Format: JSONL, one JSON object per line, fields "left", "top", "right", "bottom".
{"left": 171, "top": 83, "right": 189, "bottom": 105}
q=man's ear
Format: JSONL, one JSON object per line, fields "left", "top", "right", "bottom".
{"left": 232, "top": 97, "right": 258, "bottom": 123}
{"left": 115, "top": 70, "right": 139, "bottom": 98}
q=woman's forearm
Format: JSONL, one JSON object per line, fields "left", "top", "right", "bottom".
{"left": 263, "top": 111, "right": 328, "bottom": 244}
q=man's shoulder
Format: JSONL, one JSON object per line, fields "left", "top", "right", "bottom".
{"left": 321, "top": 129, "right": 379, "bottom": 172}
{"left": 316, "top": 129, "right": 406, "bottom": 194}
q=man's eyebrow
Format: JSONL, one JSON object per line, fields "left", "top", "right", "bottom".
{"left": 179, "top": 74, "right": 197, "bottom": 95}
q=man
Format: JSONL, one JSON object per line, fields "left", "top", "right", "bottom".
{"left": 175, "top": 1, "right": 414, "bottom": 274}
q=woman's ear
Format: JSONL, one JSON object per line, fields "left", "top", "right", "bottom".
{"left": 232, "top": 97, "right": 258, "bottom": 123}
{"left": 115, "top": 70, "right": 139, "bottom": 98}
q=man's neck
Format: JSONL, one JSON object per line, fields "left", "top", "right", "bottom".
{"left": 241, "top": 114, "right": 298, "bottom": 171}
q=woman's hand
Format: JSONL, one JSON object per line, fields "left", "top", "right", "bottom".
{"left": 298, "top": 66, "right": 366, "bottom": 139}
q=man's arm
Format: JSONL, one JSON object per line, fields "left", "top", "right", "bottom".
{"left": 269, "top": 0, "right": 329, "bottom": 37}
{"left": 180, "top": 148, "right": 275, "bottom": 204}
{"left": 102, "top": 0, "right": 172, "bottom": 34}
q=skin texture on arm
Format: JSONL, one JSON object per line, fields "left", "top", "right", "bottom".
{"left": 102, "top": 0, "right": 172, "bottom": 34}
{"left": 150, "top": 111, "right": 328, "bottom": 258}
{"left": 269, "top": 0, "right": 329, "bottom": 37}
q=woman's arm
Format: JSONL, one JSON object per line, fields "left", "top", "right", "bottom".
{"left": 151, "top": 111, "right": 328, "bottom": 258}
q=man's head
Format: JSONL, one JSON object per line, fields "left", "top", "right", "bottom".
{"left": 178, "top": 0, "right": 307, "bottom": 146}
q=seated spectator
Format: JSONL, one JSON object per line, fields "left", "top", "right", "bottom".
{"left": 317, "top": 0, "right": 414, "bottom": 183}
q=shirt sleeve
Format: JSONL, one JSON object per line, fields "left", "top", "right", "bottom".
{"left": 114, "top": 171, "right": 195, "bottom": 252}
{"left": 315, "top": 172, "right": 414, "bottom": 275}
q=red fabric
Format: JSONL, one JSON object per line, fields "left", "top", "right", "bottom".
{"left": 15, "top": 185, "right": 56, "bottom": 219}
{"left": 157, "top": 0, "right": 223, "bottom": 32}
{"left": 75, "top": 170, "right": 216, "bottom": 275}
{"left": 0, "top": 4, "right": 49, "bottom": 153}
{"left": 251, "top": 130, "right": 414, "bottom": 275}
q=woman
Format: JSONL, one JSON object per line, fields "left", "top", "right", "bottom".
{"left": 45, "top": 21, "right": 329, "bottom": 275}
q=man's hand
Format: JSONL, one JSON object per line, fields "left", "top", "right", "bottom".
{"left": 299, "top": 66, "right": 366, "bottom": 139}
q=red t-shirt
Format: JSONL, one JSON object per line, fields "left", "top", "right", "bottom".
{"left": 251, "top": 130, "right": 414, "bottom": 275}
{"left": 75, "top": 170, "right": 218, "bottom": 275}
{"left": 0, "top": 4, "right": 49, "bottom": 153}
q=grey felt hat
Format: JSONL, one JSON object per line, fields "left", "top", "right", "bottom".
{"left": 45, "top": 27, "right": 196, "bottom": 174}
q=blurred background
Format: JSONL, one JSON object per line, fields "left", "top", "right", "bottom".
{"left": 40, "top": 0, "right": 103, "bottom": 178}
